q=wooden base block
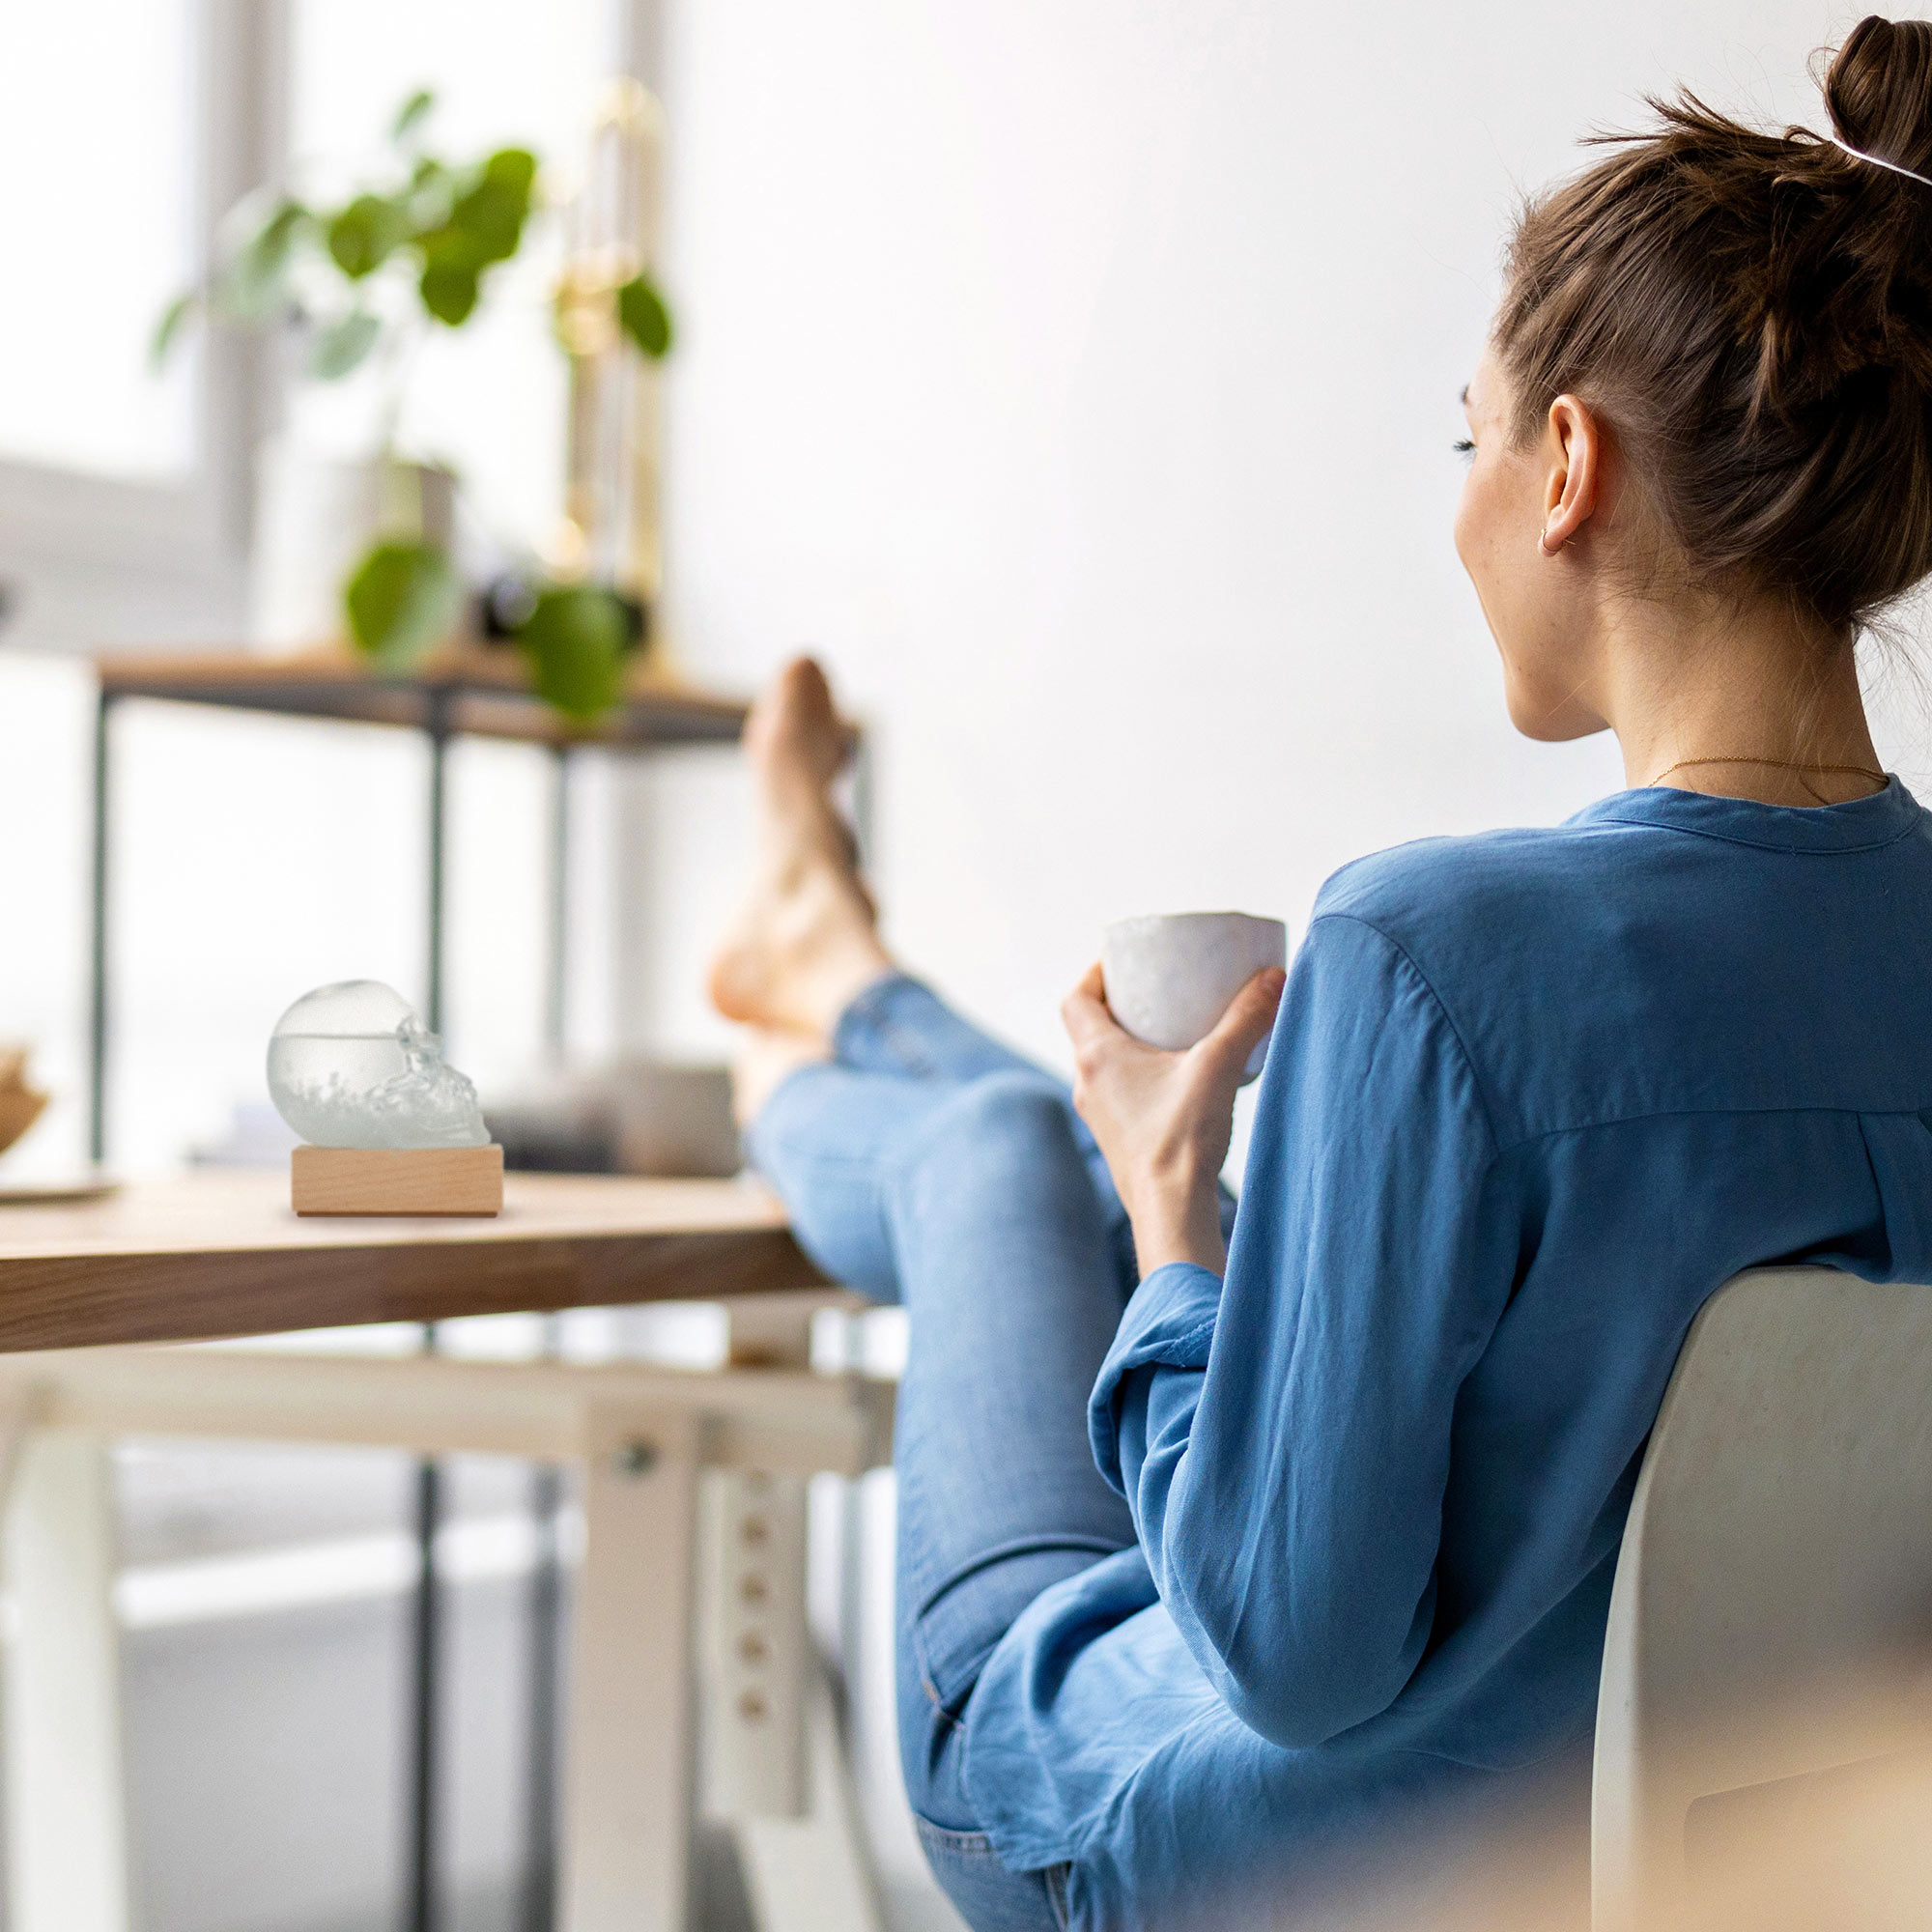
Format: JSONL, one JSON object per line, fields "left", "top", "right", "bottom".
{"left": 292, "top": 1145, "right": 504, "bottom": 1217}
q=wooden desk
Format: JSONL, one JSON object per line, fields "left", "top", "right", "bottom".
{"left": 0, "top": 1172, "right": 877, "bottom": 1932}
{"left": 0, "top": 1170, "right": 823, "bottom": 1353}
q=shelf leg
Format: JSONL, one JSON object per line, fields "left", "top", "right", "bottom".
{"left": 87, "top": 690, "right": 114, "bottom": 1167}
{"left": 426, "top": 698, "right": 450, "bottom": 1037}
{"left": 547, "top": 745, "right": 571, "bottom": 1063}
{"left": 410, "top": 699, "right": 453, "bottom": 1932}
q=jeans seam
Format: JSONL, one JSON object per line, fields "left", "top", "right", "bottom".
{"left": 912, "top": 1816, "right": 1073, "bottom": 1929}
{"left": 911, "top": 1618, "right": 985, "bottom": 1721}
{"left": 905, "top": 1533, "right": 1132, "bottom": 1719}
{"left": 909, "top": 1532, "right": 1133, "bottom": 1623}
{"left": 914, "top": 1818, "right": 997, "bottom": 1853}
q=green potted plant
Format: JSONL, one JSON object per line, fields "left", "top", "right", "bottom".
{"left": 157, "top": 89, "right": 673, "bottom": 720}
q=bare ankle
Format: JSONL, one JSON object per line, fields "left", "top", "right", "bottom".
{"left": 798, "top": 939, "right": 895, "bottom": 1037}
{"left": 731, "top": 1028, "right": 831, "bottom": 1128}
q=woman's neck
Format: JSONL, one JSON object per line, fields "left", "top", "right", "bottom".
{"left": 1601, "top": 595, "right": 1882, "bottom": 804}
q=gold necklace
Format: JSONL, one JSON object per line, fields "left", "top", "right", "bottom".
{"left": 1646, "top": 754, "right": 1887, "bottom": 792}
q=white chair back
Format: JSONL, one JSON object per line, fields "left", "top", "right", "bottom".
{"left": 1592, "top": 1265, "right": 1932, "bottom": 1931}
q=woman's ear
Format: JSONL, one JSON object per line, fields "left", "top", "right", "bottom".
{"left": 1539, "top": 394, "right": 1602, "bottom": 556}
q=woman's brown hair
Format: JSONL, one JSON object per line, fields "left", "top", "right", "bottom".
{"left": 1493, "top": 14, "right": 1932, "bottom": 639}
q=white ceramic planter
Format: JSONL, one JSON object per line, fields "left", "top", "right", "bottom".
{"left": 249, "top": 441, "right": 456, "bottom": 653}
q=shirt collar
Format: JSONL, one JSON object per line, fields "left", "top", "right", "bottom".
{"left": 1568, "top": 775, "right": 1922, "bottom": 854}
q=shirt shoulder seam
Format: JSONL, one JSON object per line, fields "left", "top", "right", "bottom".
{"left": 1308, "top": 911, "right": 1504, "bottom": 1153}
{"left": 1492, "top": 1098, "right": 1932, "bottom": 1156}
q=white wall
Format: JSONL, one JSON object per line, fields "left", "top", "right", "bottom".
{"left": 9, "top": 1, "right": 1927, "bottom": 1169}
{"left": 638, "top": 0, "right": 1932, "bottom": 1089}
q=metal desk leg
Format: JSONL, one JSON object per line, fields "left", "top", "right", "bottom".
{"left": 547, "top": 744, "right": 571, "bottom": 1061}
{"left": 409, "top": 701, "right": 453, "bottom": 1932}
{"left": 408, "top": 1445, "right": 444, "bottom": 1932}
{"left": 560, "top": 1408, "right": 701, "bottom": 1932}
{"left": 523, "top": 1312, "right": 569, "bottom": 1932}
{"left": 1, "top": 1433, "right": 131, "bottom": 1932}
{"left": 87, "top": 689, "right": 115, "bottom": 1166}
{"left": 522, "top": 1458, "right": 566, "bottom": 1932}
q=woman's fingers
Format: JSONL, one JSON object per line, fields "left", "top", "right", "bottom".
{"left": 1194, "top": 967, "right": 1288, "bottom": 1081}
{"left": 1060, "top": 961, "right": 1122, "bottom": 1062}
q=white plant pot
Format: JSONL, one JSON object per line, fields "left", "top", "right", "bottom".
{"left": 248, "top": 441, "right": 457, "bottom": 654}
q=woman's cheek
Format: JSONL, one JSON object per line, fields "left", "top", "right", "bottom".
{"left": 1452, "top": 473, "right": 1481, "bottom": 577}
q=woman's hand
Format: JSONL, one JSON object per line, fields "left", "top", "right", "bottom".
{"left": 1062, "top": 962, "right": 1287, "bottom": 1277}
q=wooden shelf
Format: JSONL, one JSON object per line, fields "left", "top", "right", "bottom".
{"left": 89, "top": 641, "right": 750, "bottom": 750}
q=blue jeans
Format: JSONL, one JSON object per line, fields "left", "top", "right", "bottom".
{"left": 747, "top": 976, "right": 1210, "bottom": 1931}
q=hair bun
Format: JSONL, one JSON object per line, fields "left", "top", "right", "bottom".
{"left": 1824, "top": 14, "right": 1932, "bottom": 177}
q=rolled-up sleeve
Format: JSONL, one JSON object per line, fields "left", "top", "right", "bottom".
{"left": 1088, "top": 912, "right": 1517, "bottom": 1750}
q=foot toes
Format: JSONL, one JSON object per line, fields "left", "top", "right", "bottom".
{"left": 746, "top": 656, "right": 850, "bottom": 784}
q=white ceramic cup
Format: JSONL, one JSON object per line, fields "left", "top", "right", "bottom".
{"left": 1101, "top": 911, "right": 1288, "bottom": 1084}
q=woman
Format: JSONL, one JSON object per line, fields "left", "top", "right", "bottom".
{"left": 709, "top": 18, "right": 1932, "bottom": 1929}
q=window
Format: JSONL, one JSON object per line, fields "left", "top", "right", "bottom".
{"left": 286, "top": 0, "right": 616, "bottom": 551}
{"left": 0, "top": 0, "right": 277, "bottom": 645}
{"left": 0, "top": 0, "right": 200, "bottom": 481}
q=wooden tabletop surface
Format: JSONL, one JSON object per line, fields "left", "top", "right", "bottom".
{"left": 0, "top": 1170, "right": 823, "bottom": 1353}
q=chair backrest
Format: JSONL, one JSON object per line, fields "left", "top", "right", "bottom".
{"left": 1591, "top": 1266, "right": 1932, "bottom": 1932}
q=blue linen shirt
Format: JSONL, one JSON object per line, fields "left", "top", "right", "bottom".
{"left": 959, "top": 779, "right": 1932, "bottom": 1929}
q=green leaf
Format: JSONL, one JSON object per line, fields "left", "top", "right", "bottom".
{"left": 391, "top": 88, "right": 436, "bottom": 144}
{"left": 216, "top": 197, "right": 310, "bottom": 319}
{"left": 344, "top": 542, "right": 463, "bottom": 668}
{"left": 418, "top": 252, "right": 482, "bottom": 326}
{"left": 448, "top": 170, "right": 531, "bottom": 264}
{"left": 482, "top": 147, "right": 537, "bottom": 201}
{"left": 150, "top": 291, "right": 197, "bottom": 368}
{"left": 454, "top": 181, "right": 523, "bottom": 261}
{"left": 416, "top": 225, "right": 488, "bottom": 324}
{"left": 404, "top": 147, "right": 539, "bottom": 327}
{"left": 308, "top": 308, "right": 382, "bottom": 380}
{"left": 326, "top": 194, "right": 408, "bottom": 279}
{"left": 616, "top": 273, "right": 673, "bottom": 357}
{"left": 515, "top": 585, "right": 635, "bottom": 720}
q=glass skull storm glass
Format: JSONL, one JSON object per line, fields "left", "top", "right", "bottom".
{"left": 267, "top": 980, "right": 489, "bottom": 1150}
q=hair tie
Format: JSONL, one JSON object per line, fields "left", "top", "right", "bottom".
{"left": 1830, "top": 134, "right": 1932, "bottom": 190}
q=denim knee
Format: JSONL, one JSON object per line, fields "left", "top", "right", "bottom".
{"left": 898, "top": 1069, "right": 1086, "bottom": 1180}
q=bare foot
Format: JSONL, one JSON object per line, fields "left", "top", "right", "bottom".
{"left": 730, "top": 1027, "right": 831, "bottom": 1127}
{"left": 743, "top": 657, "right": 855, "bottom": 805}
{"left": 709, "top": 657, "right": 893, "bottom": 1040}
